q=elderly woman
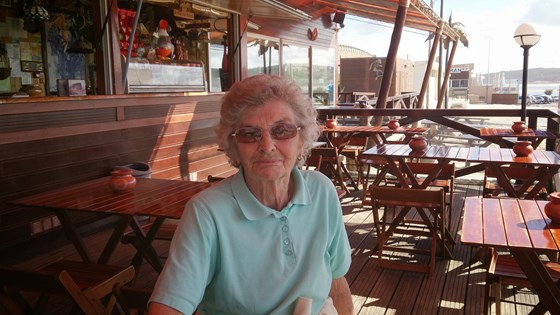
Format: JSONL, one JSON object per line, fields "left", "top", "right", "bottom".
{"left": 148, "top": 75, "right": 354, "bottom": 315}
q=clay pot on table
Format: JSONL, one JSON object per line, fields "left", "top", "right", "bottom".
{"left": 325, "top": 118, "right": 337, "bottom": 129}
{"left": 109, "top": 169, "right": 137, "bottom": 193}
{"left": 544, "top": 192, "right": 560, "bottom": 223}
{"left": 388, "top": 119, "right": 400, "bottom": 130}
{"left": 409, "top": 136, "right": 428, "bottom": 152}
{"left": 512, "top": 140, "right": 534, "bottom": 157}
{"left": 511, "top": 121, "right": 527, "bottom": 134}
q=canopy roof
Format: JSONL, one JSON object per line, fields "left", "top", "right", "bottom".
{"left": 183, "top": 0, "right": 458, "bottom": 39}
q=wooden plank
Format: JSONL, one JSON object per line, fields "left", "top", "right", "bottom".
{"left": 500, "top": 199, "right": 532, "bottom": 248}
{"left": 482, "top": 198, "right": 507, "bottom": 247}
{"left": 461, "top": 197, "right": 482, "bottom": 245}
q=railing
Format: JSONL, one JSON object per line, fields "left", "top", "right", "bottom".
{"left": 316, "top": 107, "right": 560, "bottom": 177}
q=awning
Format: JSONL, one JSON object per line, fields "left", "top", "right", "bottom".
{"left": 182, "top": 0, "right": 458, "bottom": 38}
{"left": 182, "top": 0, "right": 313, "bottom": 20}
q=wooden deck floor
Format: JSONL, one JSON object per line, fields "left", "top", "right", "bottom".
{"left": 5, "top": 178, "right": 546, "bottom": 315}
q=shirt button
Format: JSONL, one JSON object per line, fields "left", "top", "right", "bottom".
{"left": 282, "top": 225, "right": 289, "bottom": 232}
{"left": 280, "top": 216, "right": 287, "bottom": 221}
{"left": 285, "top": 250, "right": 293, "bottom": 256}
{"left": 283, "top": 238, "right": 290, "bottom": 245}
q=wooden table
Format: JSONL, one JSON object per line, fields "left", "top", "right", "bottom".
{"left": 480, "top": 127, "right": 557, "bottom": 148}
{"left": 322, "top": 125, "right": 428, "bottom": 145}
{"left": 10, "top": 177, "right": 211, "bottom": 271}
{"left": 361, "top": 144, "right": 560, "bottom": 199}
{"left": 461, "top": 197, "right": 560, "bottom": 313}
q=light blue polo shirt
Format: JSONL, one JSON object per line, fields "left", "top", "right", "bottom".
{"left": 149, "top": 167, "right": 351, "bottom": 315}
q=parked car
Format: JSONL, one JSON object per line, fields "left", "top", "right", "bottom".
{"left": 518, "top": 95, "right": 535, "bottom": 104}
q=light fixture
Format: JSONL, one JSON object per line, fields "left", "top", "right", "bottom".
{"left": 260, "top": 0, "right": 312, "bottom": 20}
{"left": 513, "top": 23, "right": 540, "bottom": 122}
{"left": 22, "top": 0, "right": 49, "bottom": 33}
{"left": 333, "top": 11, "right": 345, "bottom": 28}
{"left": 24, "top": 1, "right": 49, "bottom": 22}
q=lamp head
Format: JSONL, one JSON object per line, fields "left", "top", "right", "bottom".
{"left": 514, "top": 23, "right": 540, "bottom": 48}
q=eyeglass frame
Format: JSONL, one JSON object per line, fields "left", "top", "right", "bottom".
{"left": 230, "top": 122, "right": 302, "bottom": 143}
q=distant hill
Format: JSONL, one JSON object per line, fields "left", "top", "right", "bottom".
{"left": 486, "top": 68, "right": 560, "bottom": 84}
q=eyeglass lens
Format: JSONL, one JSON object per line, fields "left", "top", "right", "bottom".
{"left": 232, "top": 123, "right": 300, "bottom": 143}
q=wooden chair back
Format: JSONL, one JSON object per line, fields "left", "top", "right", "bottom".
{"left": 370, "top": 185, "right": 444, "bottom": 208}
{"left": 405, "top": 162, "right": 455, "bottom": 180}
{"left": 0, "top": 260, "right": 135, "bottom": 315}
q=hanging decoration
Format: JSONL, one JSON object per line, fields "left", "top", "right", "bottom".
{"left": 307, "top": 27, "right": 318, "bottom": 41}
{"left": 67, "top": 2, "right": 94, "bottom": 54}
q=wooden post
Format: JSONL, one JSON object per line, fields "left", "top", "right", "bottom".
{"left": 375, "top": 0, "right": 409, "bottom": 112}
{"left": 437, "top": 39, "right": 458, "bottom": 109}
{"left": 417, "top": 23, "right": 442, "bottom": 109}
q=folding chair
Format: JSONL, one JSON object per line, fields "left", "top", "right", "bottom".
{"left": 0, "top": 259, "right": 135, "bottom": 315}
{"left": 307, "top": 147, "right": 351, "bottom": 195}
{"left": 484, "top": 250, "right": 560, "bottom": 315}
{"left": 304, "top": 151, "right": 346, "bottom": 200}
{"left": 483, "top": 165, "right": 548, "bottom": 199}
{"left": 402, "top": 162, "right": 456, "bottom": 233}
{"left": 370, "top": 186, "right": 449, "bottom": 276}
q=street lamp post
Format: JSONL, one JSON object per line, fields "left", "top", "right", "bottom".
{"left": 514, "top": 23, "right": 540, "bottom": 122}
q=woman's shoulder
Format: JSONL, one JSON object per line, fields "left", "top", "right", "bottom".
{"left": 300, "top": 169, "right": 336, "bottom": 190}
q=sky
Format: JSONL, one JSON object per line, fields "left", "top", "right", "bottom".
{"left": 338, "top": 0, "right": 560, "bottom": 74}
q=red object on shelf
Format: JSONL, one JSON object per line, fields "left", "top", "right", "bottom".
{"left": 118, "top": 8, "right": 139, "bottom": 57}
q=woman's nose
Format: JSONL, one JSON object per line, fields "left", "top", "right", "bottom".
{"left": 258, "top": 130, "right": 275, "bottom": 152}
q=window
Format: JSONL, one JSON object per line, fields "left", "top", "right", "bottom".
{"left": 282, "top": 43, "right": 310, "bottom": 93}
{"left": 247, "top": 35, "right": 279, "bottom": 76}
{"left": 312, "top": 47, "right": 334, "bottom": 95}
{"left": 208, "top": 44, "right": 225, "bottom": 92}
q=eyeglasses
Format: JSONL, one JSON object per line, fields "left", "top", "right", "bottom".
{"left": 231, "top": 123, "right": 301, "bottom": 143}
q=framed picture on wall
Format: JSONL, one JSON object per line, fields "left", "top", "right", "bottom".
{"left": 0, "top": 0, "right": 11, "bottom": 8}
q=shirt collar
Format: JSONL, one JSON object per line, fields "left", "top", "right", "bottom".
{"left": 232, "top": 167, "right": 311, "bottom": 221}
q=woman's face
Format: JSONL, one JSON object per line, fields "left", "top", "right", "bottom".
{"left": 233, "top": 99, "right": 303, "bottom": 183}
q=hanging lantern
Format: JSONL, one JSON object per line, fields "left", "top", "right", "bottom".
{"left": 25, "top": 3, "right": 50, "bottom": 22}
{"left": 22, "top": 0, "right": 49, "bottom": 33}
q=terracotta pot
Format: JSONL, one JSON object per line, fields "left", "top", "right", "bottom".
{"left": 544, "top": 192, "right": 560, "bottom": 223}
{"left": 512, "top": 140, "right": 534, "bottom": 157}
{"left": 325, "top": 118, "right": 337, "bottom": 129}
{"left": 511, "top": 121, "right": 527, "bottom": 134}
{"left": 409, "top": 136, "right": 428, "bottom": 151}
{"left": 20, "top": 84, "right": 42, "bottom": 96}
{"left": 388, "top": 119, "right": 400, "bottom": 130}
{"left": 109, "top": 169, "right": 137, "bottom": 193}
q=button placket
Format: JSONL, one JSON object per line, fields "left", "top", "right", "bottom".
{"left": 280, "top": 215, "right": 296, "bottom": 264}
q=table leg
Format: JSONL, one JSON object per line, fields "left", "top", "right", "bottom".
{"left": 54, "top": 209, "right": 94, "bottom": 263}
{"left": 510, "top": 248, "right": 560, "bottom": 313}
{"left": 97, "top": 216, "right": 131, "bottom": 264}
{"left": 129, "top": 217, "right": 165, "bottom": 272}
